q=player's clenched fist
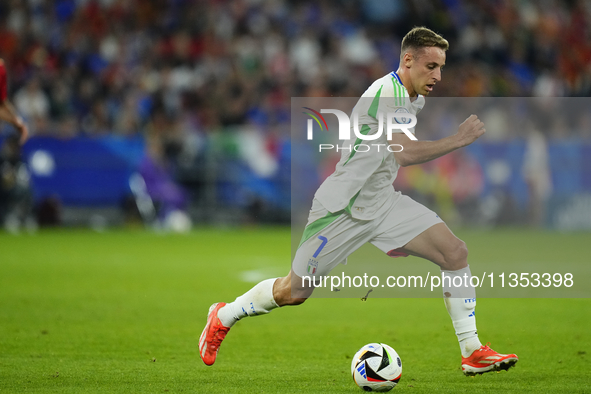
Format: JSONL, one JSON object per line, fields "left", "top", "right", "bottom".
{"left": 456, "top": 114, "right": 486, "bottom": 147}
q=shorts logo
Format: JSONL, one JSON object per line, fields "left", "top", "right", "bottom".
{"left": 307, "top": 259, "right": 318, "bottom": 274}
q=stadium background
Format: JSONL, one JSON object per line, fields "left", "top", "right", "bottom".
{"left": 1, "top": 0, "right": 591, "bottom": 230}
{"left": 1, "top": 1, "right": 591, "bottom": 393}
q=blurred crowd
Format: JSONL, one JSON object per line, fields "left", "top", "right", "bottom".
{"left": 0, "top": 0, "right": 590, "bottom": 142}
{"left": 1, "top": 0, "right": 591, "bottom": 229}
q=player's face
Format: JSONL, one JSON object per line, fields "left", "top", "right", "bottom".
{"left": 409, "top": 47, "right": 446, "bottom": 96}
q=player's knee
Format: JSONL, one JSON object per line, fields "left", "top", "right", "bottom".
{"left": 442, "top": 239, "right": 468, "bottom": 270}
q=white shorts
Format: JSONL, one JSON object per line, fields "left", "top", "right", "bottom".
{"left": 292, "top": 194, "right": 443, "bottom": 278}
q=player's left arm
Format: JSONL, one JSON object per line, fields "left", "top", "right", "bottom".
{"left": 0, "top": 99, "right": 28, "bottom": 144}
{"left": 389, "top": 114, "right": 485, "bottom": 167}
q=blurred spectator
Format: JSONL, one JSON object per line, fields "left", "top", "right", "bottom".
{"left": 14, "top": 78, "right": 49, "bottom": 135}
{"left": 0, "top": 56, "right": 32, "bottom": 232}
{"left": 138, "top": 122, "right": 192, "bottom": 232}
{"left": 0, "top": 58, "right": 28, "bottom": 142}
{"left": 522, "top": 121, "right": 552, "bottom": 226}
{"left": 0, "top": 135, "right": 34, "bottom": 233}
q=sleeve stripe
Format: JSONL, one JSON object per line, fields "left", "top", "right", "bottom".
{"left": 368, "top": 85, "right": 383, "bottom": 119}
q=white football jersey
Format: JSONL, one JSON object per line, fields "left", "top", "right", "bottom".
{"left": 314, "top": 72, "right": 425, "bottom": 220}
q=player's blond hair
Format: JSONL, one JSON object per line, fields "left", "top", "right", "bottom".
{"left": 401, "top": 27, "right": 449, "bottom": 59}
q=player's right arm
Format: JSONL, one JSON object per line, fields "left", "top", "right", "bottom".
{"left": 0, "top": 59, "right": 28, "bottom": 144}
{"left": 0, "top": 100, "right": 28, "bottom": 144}
{"left": 389, "top": 114, "right": 485, "bottom": 167}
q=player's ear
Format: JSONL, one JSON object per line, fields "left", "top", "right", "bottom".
{"left": 402, "top": 52, "right": 413, "bottom": 68}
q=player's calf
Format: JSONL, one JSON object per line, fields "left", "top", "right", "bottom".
{"left": 273, "top": 272, "right": 313, "bottom": 306}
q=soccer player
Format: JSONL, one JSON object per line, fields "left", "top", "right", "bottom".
{"left": 199, "top": 27, "right": 518, "bottom": 376}
{"left": 0, "top": 58, "right": 28, "bottom": 144}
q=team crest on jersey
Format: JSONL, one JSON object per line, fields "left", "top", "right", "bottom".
{"left": 394, "top": 107, "right": 412, "bottom": 124}
{"left": 307, "top": 259, "right": 318, "bottom": 274}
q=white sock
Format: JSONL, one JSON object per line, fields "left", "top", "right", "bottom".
{"left": 217, "top": 278, "right": 279, "bottom": 328}
{"left": 441, "top": 265, "right": 482, "bottom": 358}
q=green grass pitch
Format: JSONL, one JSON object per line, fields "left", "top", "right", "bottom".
{"left": 1, "top": 227, "right": 590, "bottom": 393}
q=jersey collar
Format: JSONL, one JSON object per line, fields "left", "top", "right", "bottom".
{"left": 390, "top": 71, "right": 403, "bottom": 85}
{"left": 390, "top": 71, "right": 423, "bottom": 101}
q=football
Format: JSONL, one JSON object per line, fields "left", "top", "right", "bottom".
{"left": 351, "top": 343, "right": 402, "bottom": 392}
